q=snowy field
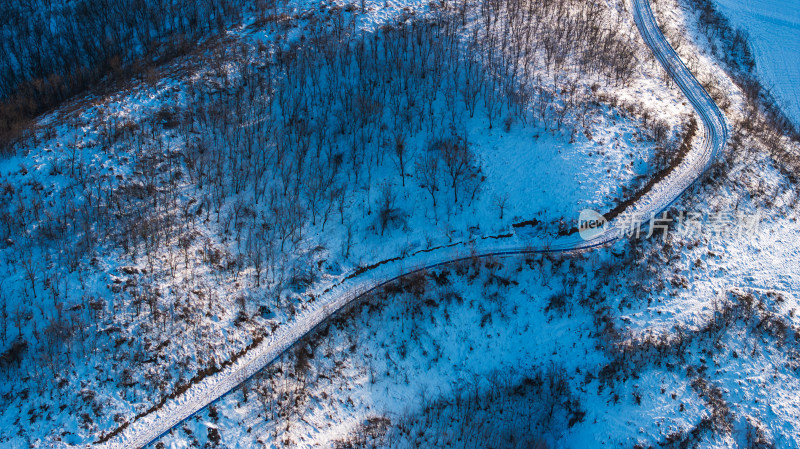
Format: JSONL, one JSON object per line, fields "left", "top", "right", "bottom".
{"left": 712, "top": 0, "right": 800, "bottom": 125}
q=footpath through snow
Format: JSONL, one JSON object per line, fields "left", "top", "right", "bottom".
{"left": 97, "top": 0, "right": 728, "bottom": 447}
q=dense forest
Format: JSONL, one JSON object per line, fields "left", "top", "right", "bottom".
{"left": 0, "top": 0, "right": 268, "bottom": 150}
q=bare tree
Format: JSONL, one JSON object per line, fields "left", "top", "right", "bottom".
{"left": 20, "top": 245, "right": 38, "bottom": 299}
{"left": 0, "top": 287, "right": 7, "bottom": 345}
{"left": 493, "top": 193, "right": 509, "bottom": 219}
{"left": 392, "top": 132, "right": 408, "bottom": 187}
{"left": 438, "top": 135, "right": 475, "bottom": 204}
{"left": 378, "top": 183, "right": 398, "bottom": 236}
{"left": 415, "top": 150, "right": 441, "bottom": 220}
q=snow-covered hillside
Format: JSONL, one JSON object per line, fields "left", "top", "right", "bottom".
{"left": 0, "top": 0, "right": 797, "bottom": 447}
{"left": 152, "top": 0, "right": 800, "bottom": 447}
{"left": 158, "top": 90, "right": 800, "bottom": 448}
{"left": 0, "top": 0, "right": 701, "bottom": 447}
{"left": 160, "top": 132, "right": 800, "bottom": 446}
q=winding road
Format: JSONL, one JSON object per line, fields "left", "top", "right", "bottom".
{"left": 97, "top": 0, "right": 728, "bottom": 447}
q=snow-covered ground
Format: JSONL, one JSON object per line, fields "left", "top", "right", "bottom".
{"left": 0, "top": 0, "right": 699, "bottom": 447}
{"left": 162, "top": 141, "right": 800, "bottom": 446}
{"left": 148, "top": 0, "right": 800, "bottom": 447}
{"left": 712, "top": 0, "right": 800, "bottom": 125}
{"left": 0, "top": 0, "right": 797, "bottom": 446}
{"left": 159, "top": 252, "right": 710, "bottom": 448}
{"left": 161, "top": 103, "right": 800, "bottom": 448}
